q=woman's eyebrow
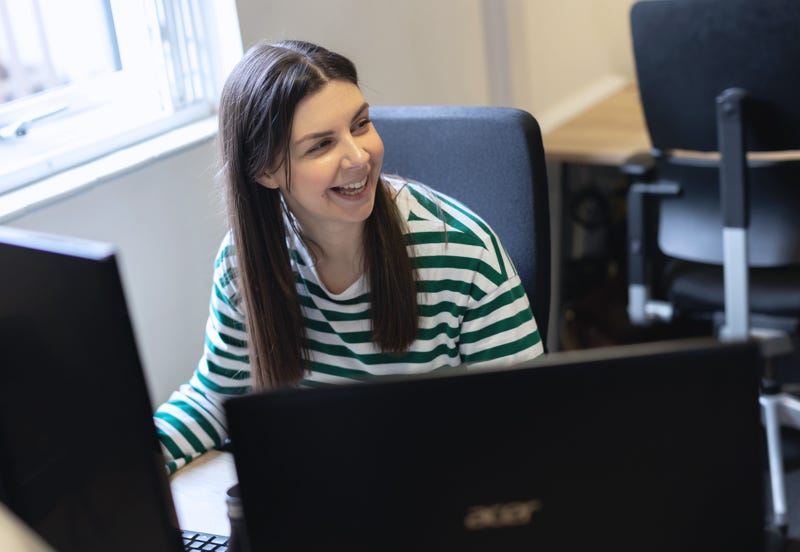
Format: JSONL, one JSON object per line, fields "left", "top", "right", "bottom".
{"left": 352, "top": 102, "right": 370, "bottom": 120}
{"left": 295, "top": 102, "right": 370, "bottom": 146}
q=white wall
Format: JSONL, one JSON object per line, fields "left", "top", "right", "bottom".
{"left": 4, "top": 0, "right": 638, "bottom": 407}
{"left": 507, "top": 0, "right": 637, "bottom": 130}
{"left": 235, "top": 0, "right": 637, "bottom": 130}
{"left": 234, "top": 0, "right": 494, "bottom": 107}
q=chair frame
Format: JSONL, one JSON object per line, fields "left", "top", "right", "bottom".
{"left": 625, "top": 86, "right": 797, "bottom": 531}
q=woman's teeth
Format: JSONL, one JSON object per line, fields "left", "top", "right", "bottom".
{"left": 333, "top": 178, "right": 367, "bottom": 195}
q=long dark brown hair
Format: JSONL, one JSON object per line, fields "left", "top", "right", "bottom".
{"left": 217, "top": 40, "right": 417, "bottom": 389}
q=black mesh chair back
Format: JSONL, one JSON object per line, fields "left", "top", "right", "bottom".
{"left": 632, "top": 0, "right": 800, "bottom": 153}
{"left": 371, "top": 106, "right": 551, "bottom": 345}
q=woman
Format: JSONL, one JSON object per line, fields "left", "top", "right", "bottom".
{"left": 155, "top": 40, "right": 543, "bottom": 474}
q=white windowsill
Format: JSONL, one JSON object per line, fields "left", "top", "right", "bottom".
{"left": 0, "top": 116, "right": 218, "bottom": 224}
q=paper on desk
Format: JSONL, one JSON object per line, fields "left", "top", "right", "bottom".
{"left": 169, "top": 450, "right": 238, "bottom": 537}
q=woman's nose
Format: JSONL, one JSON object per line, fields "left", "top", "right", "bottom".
{"left": 340, "top": 135, "right": 369, "bottom": 168}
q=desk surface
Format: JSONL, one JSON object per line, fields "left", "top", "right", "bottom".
{"left": 542, "top": 84, "right": 800, "bottom": 166}
{"left": 169, "top": 450, "right": 237, "bottom": 537}
{"left": 542, "top": 84, "right": 651, "bottom": 166}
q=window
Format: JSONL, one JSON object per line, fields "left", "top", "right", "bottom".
{"left": 0, "top": 0, "right": 241, "bottom": 194}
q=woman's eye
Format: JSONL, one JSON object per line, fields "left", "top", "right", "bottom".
{"left": 353, "top": 118, "right": 371, "bottom": 132}
{"left": 308, "top": 139, "right": 332, "bottom": 154}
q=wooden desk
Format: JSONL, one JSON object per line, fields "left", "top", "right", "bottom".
{"left": 169, "top": 450, "right": 237, "bottom": 537}
{"left": 544, "top": 84, "right": 800, "bottom": 164}
{"left": 543, "top": 84, "right": 651, "bottom": 166}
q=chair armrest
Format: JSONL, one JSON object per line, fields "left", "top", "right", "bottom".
{"left": 716, "top": 87, "right": 750, "bottom": 339}
{"left": 621, "top": 151, "right": 657, "bottom": 181}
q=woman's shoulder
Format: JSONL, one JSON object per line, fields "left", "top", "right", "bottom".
{"left": 208, "top": 231, "right": 252, "bottom": 313}
{"left": 214, "top": 230, "right": 238, "bottom": 267}
{"left": 385, "top": 174, "right": 451, "bottom": 204}
{"left": 386, "top": 175, "right": 516, "bottom": 279}
{"left": 212, "top": 231, "right": 241, "bottom": 292}
{"left": 385, "top": 174, "right": 496, "bottom": 239}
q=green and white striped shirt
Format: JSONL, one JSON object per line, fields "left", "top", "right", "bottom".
{"left": 155, "top": 177, "right": 543, "bottom": 473}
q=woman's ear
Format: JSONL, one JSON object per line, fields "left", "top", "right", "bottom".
{"left": 256, "top": 172, "right": 280, "bottom": 189}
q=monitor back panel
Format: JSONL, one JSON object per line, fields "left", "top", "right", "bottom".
{"left": 0, "top": 227, "right": 182, "bottom": 552}
{"left": 226, "top": 339, "right": 764, "bottom": 552}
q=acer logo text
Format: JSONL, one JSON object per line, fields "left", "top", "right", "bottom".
{"left": 463, "top": 499, "right": 543, "bottom": 530}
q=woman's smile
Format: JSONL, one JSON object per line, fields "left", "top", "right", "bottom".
{"left": 330, "top": 176, "right": 369, "bottom": 198}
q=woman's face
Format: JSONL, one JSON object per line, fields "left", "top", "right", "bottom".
{"left": 258, "top": 79, "right": 384, "bottom": 241}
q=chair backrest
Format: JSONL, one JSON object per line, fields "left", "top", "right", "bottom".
{"left": 371, "top": 106, "right": 551, "bottom": 345}
{"left": 630, "top": 0, "right": 800, "bottom": 267}
{"left": 631, "top": 0, "right": 800, "bottom": 153}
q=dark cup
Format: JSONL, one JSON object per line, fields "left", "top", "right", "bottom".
{"left": 225, "top": 484, "right": 250, "bottom": 552}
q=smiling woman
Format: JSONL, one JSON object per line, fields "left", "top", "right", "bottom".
{"left": 0, "top": 0, "right": 240, "bottom": 194}
{"left": 154, "top": 39, "right": 544, "bottom": 475}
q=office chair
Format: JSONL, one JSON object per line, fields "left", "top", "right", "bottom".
{"left": 371, "top": 106, "right": 551, "bottom": 348}
{"left": 623, "top": 0, "right": 800, "bottom": 531}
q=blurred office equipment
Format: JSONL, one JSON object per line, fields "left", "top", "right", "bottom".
{"left": 372, "top": 106, "right": 551, "bottom": 348}
{"left": 543, "top": 83, "right": 654, "bottom": 351}
{"left": 0, "top": 226, "right": 228, "bottom": 551}
{"left": 624, "top": 0, "right": 800, "bottom": 530}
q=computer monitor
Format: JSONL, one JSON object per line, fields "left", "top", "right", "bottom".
{"left": 0, "top": 226, "right": 183, "bottom": 552}
{"left": 225, "top": 337, "right": 766, "bottom": 551}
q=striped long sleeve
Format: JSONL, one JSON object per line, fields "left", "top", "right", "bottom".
{"left": 154, "top": 239, "right": 251, "bottom": 474}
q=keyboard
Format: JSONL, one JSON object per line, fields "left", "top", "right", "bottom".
{"left": 181, "top": 530, "right": 230, "bottom": 551}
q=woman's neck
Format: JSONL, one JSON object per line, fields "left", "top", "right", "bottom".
{"left": 302, "top": 223, "right": 365, "bottom": 294}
